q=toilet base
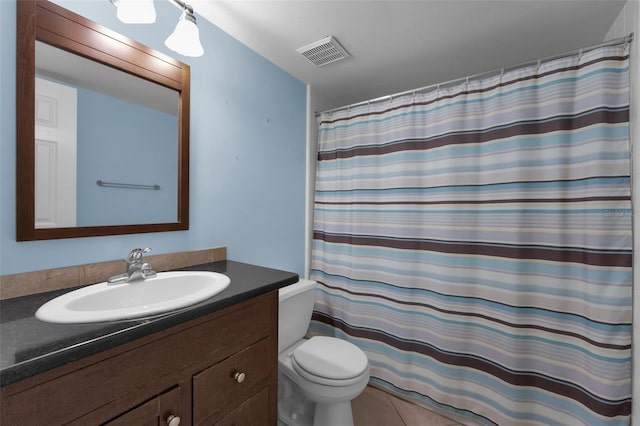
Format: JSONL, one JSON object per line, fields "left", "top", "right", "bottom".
{"left": 313, "top": 401, "right": 353, "bottom": 426}
{"left": 278, "top": 371, "right": 314, "bottom": 426}
{"left": 278, "top": 339, "right": 368, "bottom": 426}
{"left": 278, "top": 369, "right": 357, "bottom": 426}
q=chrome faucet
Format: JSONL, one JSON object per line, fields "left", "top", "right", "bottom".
{"left": 108, "top": 247, "right": 157, "bottom": 284}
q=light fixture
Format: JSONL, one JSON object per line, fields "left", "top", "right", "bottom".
{"left": 111, "top": 0, "right": 204, "bottom": 57}
{"left": 112, "top": 0, "right": 156, "bottom": 24}
{"left": 164, "top": 8, "right": 204, "bottom": 57}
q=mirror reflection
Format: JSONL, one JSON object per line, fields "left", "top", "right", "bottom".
{"left": 34, "top": 42, "right": 179, "bottom": 228}
{"left": 17, "top": 0, "right": 190, "bottom": 241}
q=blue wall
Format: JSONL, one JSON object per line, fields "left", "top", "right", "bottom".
{"left": 75, "top": 86, "right": 179, "bottom": 226}
{"left": 0, "top": 0, "right": 307, "bottom": 277}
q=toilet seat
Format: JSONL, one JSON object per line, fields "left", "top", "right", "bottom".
{"left": 291, "top": 336, "right": 368, "bottom": 386}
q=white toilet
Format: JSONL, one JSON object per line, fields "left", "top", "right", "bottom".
{"left": 278, "top": 279, "right": 370, "bottom": 426}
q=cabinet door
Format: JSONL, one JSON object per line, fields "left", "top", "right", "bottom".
{"left": 103, "top": 386, "right": 182, "bottom": 426}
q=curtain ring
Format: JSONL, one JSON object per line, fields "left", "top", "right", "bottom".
{"left": 536, "top": 58, "right": 541, "bottom": 72}
{"left": 436, "top": 83, "right": 441, "bottom": 98}
{"left": 499, "top": 68, "right": 504, "bottom": 84}
{"left": 578, "top": 47, "right": 583, "bottom": 60}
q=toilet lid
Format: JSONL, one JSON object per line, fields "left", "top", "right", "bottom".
{"left": 292, "top": 336, "right": 368, "bottom": 380}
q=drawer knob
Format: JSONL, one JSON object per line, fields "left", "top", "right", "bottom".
{"left": 233, "top": 371, "right": 246, "bottom": 383}
{"left": 166, "top": 414, "right": 181, "bottom": 426}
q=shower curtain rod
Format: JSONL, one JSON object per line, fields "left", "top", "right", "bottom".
{"left": 316, "top": 33, "right": 634, "bottom": 117}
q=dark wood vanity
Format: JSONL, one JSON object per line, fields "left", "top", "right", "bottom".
{"left": 0, "top": 260, "right": 297, "bottom": 425}
{"left": 2, "top": 292, "right": 276, "bottom": 425}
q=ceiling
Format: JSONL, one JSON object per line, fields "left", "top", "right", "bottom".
{"left": 36, "top": 42, "right": 178, "bottom": 115}
{"left": 192, "top": 0, "right": 626, "bottom": 112}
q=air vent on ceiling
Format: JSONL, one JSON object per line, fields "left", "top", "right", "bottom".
{"left": 296, "top": 36, "right": 350, "bottom": 67}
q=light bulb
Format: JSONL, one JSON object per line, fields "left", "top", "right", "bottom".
{"left": 116, "top": 0, "right": 156, "bottom": 24}
{"left": 165, "top": 11, "right": 204, "bottom": 57}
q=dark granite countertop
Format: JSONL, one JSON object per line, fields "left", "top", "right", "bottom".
{"left": 0, "top": 260, "right": 298, "bottom": 387}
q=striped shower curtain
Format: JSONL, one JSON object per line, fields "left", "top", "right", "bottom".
{"left": 309, "top": 44, "right": 631, "bottom": 425}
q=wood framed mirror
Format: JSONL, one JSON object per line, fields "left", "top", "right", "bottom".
{"left": 16, "top": 0, "right": 190, "bottom": 241}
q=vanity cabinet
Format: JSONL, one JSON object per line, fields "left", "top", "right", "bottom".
{"left": 0, "top": 291, "right": 278, "bottom": 425}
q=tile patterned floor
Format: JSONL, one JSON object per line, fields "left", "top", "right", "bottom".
{"left": 352, "top": 386, "right": 462, "bottom": 426}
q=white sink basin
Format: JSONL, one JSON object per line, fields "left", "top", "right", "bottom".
{"left": 35, "top": 271, "right": 230, "bottom": 324}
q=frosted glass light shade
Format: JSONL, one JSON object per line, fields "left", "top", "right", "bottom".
{"left": 116, "top": 0, "right": 156, "bottom": 24}
{"left": 165, "top": 12, "right": 204, "bottom": 57}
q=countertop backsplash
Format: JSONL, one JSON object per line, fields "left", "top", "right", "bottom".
{"left": 0, "top": 247, "right": 227, "bottom": 300}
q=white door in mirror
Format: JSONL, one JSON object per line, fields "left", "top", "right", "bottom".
{"left": 35, "top": 77, "right": 77, "bottom": 228}
{"left": 35, "top": 271, "right": 230, "bottom": 324}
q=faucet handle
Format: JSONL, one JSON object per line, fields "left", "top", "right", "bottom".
{"left": 127, "top": 247, "right": 152, "bottom": 262}
{"left": 141, "top": 262, "right": 157, "bottom": 279}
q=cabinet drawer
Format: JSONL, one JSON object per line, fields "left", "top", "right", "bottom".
{"left": 193, "top": 338, "right": 271, "bottom": 425}
{"left": 215, "top": 386, "right": 269, "bottom": 426}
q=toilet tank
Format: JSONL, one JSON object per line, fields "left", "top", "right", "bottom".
{"left": 278, "top": 279, "right": 317, "bottom": 353}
